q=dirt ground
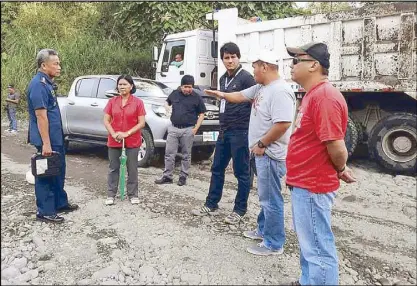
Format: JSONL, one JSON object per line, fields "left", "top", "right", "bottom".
{"left": 1, "top": 122, "right": 416, "bottom": 285}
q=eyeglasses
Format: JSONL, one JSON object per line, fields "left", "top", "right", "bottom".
{"left": 292, "top": 58, "right": 316, "bottom": 65}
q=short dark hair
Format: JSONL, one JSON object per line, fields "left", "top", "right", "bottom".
{"left": 181, "top": 75, "right": 194, "bottom": 87}
{"left": 117, "top": 74, "right": 136, "bottom": 94}
{"left": 321, "top": 67, "right": 329, "bottom": 76}
{"left": 220, "top": 42, "right": 241, "bottom": 59}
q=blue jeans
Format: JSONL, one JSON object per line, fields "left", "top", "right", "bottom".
{"left": 291, "top": 187, "right": 339, "bottom": 285}
{"left": 7, "top": 107, "right": 17, "bottom": 131}
{"left": 205, "top": 129, "right": 250, "bottom": 216}
{"left": 255, "top": 155, "right": 286, "bottom": 250}
{"left": 35, "top": 145, "right": 69, "bottom": 216}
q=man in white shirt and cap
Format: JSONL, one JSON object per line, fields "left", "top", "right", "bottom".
{"left": 205, "top": 51, "right": 296, "bottom": 255}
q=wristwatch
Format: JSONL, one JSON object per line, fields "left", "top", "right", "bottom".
{"left": 337, "top": 165, "right": 346, "bottom": 173}
{"left": 257, "top": 140, "right": 266, "bottom": 148}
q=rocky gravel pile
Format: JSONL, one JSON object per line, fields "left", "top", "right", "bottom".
{"left": 1, "top": 126, "right": 416, "bottom": 285}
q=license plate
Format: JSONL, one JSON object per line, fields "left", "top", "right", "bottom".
{"left": 202, "top": 131, "right": 219, "bottom": 142}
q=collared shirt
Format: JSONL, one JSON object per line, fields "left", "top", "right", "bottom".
{"left": 286, "top": 81, "right": 348, "bottom": 194}
{"left": 218, "top": 65, "right": 256, "bottom": 131}
{"left": 27, "top": 71, "right": 63, "bottom": 147}
{"left": 104, "top": 94, "right": 146, "bottom": 148}
{"left": 170, "top": 60, "right": 183, "bottom": 68}
{"left": 166, "top": 89, "right": 207, "bottom": 126}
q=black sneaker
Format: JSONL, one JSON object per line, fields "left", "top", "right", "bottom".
{"left": 57, "top": 203, "right": 79, "bottom": 214}
{"left": 36, "top": 214, "right": 64, "bottom": 223}
{"left": 177, "top": 177, "right": 186, "bottom": 186}
{"left": 155, "top": 176, "right": 173, "bottom": 184}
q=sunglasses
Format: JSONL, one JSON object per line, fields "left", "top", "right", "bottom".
{"left": 292, "top": 58, "right": 316, "bottom": 65}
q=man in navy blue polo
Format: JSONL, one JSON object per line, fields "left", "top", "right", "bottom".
{"left": 27, "top": 48, "right": 78, "bottom": 223}
{"left": 192, "top": 42, "right": 256, "bottom": 224}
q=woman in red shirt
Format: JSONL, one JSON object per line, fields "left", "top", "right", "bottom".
{"left": 103, "top": 75, "right": 146, "bottom": 205}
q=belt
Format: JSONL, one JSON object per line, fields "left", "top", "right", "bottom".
{"left": 173, "top": 124, "right": 193, "bottom": 129}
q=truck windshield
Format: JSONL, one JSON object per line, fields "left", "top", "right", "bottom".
{"left": 133, "top": 80, "right": 170, "bottom": 98}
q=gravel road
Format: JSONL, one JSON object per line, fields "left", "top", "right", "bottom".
{"left": 1, "top": 123, "right": 416, "bottom": 285}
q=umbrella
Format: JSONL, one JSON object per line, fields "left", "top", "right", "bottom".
{"left": 119, "top": 138, "right": 127, "bottom": 200}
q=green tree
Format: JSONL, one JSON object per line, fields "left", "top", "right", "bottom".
{"left": 1, "top": 2, "right": 153, "bottom": 117}
{"left": 305, "top": 2, "right": 357, "bottom": 14}
{"left": 112, "top": 2, "right": 304, "bottom": 48}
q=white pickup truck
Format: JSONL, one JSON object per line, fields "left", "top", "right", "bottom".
{"left": 153, "top": 3, "right": 417, "bottom": 173}
{"left": 57, "top": 75, "right": 220, "bottom": 167}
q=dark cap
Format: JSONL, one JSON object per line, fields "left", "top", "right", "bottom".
{"left": 7, "top": 84, "right": 14, "bottom": 88}
{"left": 181, "top": 75, "right": 194, "bottom": 87}
{"left": 286, "top": 42, "right": 330, "bottom": 69}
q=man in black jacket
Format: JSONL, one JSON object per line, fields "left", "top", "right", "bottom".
{"left": 192, "top": 42, "right": 256, "bottom": 224}
{"left": 155, "top": 75, "right": 206, "bottom": 186}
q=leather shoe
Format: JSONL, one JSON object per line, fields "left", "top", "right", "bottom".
{"left": 155, "top": 176, "right": 173, "bottom": 184}
{"left": 57, "top": 203, "right": 79, "bottom": 214}
{"left": 177, "top": 177, "right": 186, "bottom": 186}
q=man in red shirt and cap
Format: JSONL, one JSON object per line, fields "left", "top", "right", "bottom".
{"left": 285, "top": 42, "right": 356, "bottom": 285}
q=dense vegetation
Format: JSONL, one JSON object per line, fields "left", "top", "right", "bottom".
{"left": 2, "top": 1, "right": 360, "bottom": 116}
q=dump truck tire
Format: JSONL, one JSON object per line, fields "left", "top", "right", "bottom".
{"left": 368, "top": 113, "right": 416, "bottom": 174}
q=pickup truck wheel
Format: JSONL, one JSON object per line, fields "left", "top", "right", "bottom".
{"left": 192, "top": 145, "right": 215, "bottom": 161}
{"left": 345, "top": 116, "right": 359, "bottom": 157}
{"left": 138, "top": 128, "right": 155, "bottom": 168}
{"left": 369, "top": 113, "right": 416, "bottom": 174}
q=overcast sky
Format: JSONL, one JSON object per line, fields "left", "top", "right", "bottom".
{"left": 296, "top": 2, "right": 309, "bottom": 8}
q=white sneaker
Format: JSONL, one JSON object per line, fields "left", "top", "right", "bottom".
{"left": 10, "top": 130, "right": 17, "bottom": 134}
{"left": 105, "top": 197, "right": 115, "bottom": 205}
{"left": 130, "top": 197, "right": 140, "bottom": 204}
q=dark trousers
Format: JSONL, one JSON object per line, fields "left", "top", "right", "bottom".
{"left": 34, "top": 145, "right": 69, "bottom": 216}
{"left": 205, "top": 129, "right": 251, "bottom": 216}
{"left": 107, "top": 147, "right": 139, "bottom": 198}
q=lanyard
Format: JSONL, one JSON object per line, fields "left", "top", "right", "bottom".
{"left": 224, "top": 68, "right": 243, "bottom": 90}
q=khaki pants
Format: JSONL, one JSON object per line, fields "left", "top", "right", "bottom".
{"left": 163, "top": 126, "right": 194, "bottom": 179}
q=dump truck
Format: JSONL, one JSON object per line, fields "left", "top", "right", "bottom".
{"left": 154, "top": 2, "right": 416, "bottom": 173}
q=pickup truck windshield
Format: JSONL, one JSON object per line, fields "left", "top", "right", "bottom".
{"left": 133, "top": 80, "right": 171, "bottom": 98}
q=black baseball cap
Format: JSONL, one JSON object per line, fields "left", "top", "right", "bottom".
{"left": 286, "top": 42, "right": 330, "bottom": 69}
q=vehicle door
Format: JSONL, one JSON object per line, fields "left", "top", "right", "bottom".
{"left": 160, "top": 39, "right": 186, "bottom": 89}
{"left": 66, "top": 77, "right": 99, "bottom": 135}
{"left": 93, "top": 77, "right": 117, "bottom": 137}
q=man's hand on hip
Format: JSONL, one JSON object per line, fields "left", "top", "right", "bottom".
{"left": 251, "top": 145, "right": 265, "bottom": 156}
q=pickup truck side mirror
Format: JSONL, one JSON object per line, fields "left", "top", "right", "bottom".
{"left": 161, "top": 62, "right": 169, "bottom": 73}
{"left": 104, "top": 89, "right": 120, "bottom": 98}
